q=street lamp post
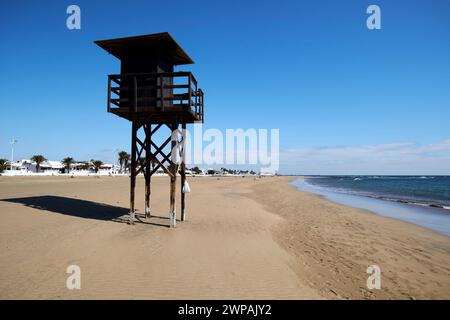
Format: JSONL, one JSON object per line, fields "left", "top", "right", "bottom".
{"left": 10, "top": 139, "right": 18, "bottom": 171}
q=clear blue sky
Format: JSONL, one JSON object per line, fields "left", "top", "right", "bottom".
{"left": 1, "top": 0, "right": 449, "bottom": 174}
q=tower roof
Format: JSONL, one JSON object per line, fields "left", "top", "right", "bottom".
{"left": 94, "top": 32, "right": 194, "bottom": 65}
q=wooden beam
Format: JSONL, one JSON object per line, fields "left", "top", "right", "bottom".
{"left": 107, "top": 76, "right": 111, "bottom": 112}
{"left": 145, "top": 123, "right": 151, "bottom": 218}
{"left": 129, "top": 121, "right": 138, "bottom": 224}
{"left": 150, "top": 139, "right": 172, "bottom": 163}
{"left": 181, "top": 122, "right": 187, "bottom": 221}
{"left": 133, "top": 76, "right": 138, "bottom": 113}
{"left": 150, "top": 155, "right": 173, "bottom": 178}
{"left": 169, "top": 122, "right": 178, "bottom": 228}
{"left": 150, "top": 123, "right": 162, "bottom": 135}
{"left": 136, "top": 136, "right": 146, "bottom": 159}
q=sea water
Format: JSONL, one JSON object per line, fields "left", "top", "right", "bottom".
{"left": 292, "top": 176, "right": 450, "bottom": 237}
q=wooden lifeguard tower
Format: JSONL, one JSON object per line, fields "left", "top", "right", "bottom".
{"left": 95, "top": 32, "right": 204, "bottom": 227}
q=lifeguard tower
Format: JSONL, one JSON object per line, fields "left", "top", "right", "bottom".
{"left": 95, "top": 32, "right": 204, "bottom": 227}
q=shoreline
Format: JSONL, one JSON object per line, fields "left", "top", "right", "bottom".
{"left": 297, "top": 175, "right": 450, "bottom": 211}
{"left": 292, "top": 177, "right": 450, "bottom": 237}
{"left": 247, "top": 176, "right": 450, "bottom": 299}
{"left": 1, "top": 176, "right": 449, "bottom": 299}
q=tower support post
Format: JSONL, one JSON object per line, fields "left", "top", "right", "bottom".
{"left": 129, "top": 121, "right": 138, "bottom": 224}
{"left": 180, "top": 122, "right": 187, "bottom": 221}
{"left": 169, "top": 122, "right": 178, "bottom": 228}
{"left": 144, "top": 123, "right": 152, "bottom": 218}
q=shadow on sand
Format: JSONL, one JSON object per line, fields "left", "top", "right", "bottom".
{"left": 1, "top": 195, "right": 170, "bottom": 227}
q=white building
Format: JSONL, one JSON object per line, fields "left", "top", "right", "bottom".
{"left": 2, "top": 159, "right": 63, "bottom": 174}
{"left": 99, "top": 163, "right": 121, "bottom": 174}
{"left": 40, "top": 160, "right": 64, "bottom": 173}
{"left": 7, "top": 159, "right": 36, "bottom": 173}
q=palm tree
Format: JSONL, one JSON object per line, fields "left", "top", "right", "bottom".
{"left": 191, "top": 166, "right": 201, "bottom": 175}
{"left": 0, "top": 159, "right": 8, "bottom": 173}
{"left": 30, "top": 155, "right": 47, "bottom": 173}
{"left": 92, "top": 160, "right": 103, "bottom": 173}
{"left": 82, "top": 162, "right": 90, "bottom": 170}
{"left": 139, "top": 156, "right": 146, "bottom": 167}
{"left": 61, "top": 157, "right": 74, "bottom": 173}
{"left": 118, "top": 151, "right": 130, "bottom": 173}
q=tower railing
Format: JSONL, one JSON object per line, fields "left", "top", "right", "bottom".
{"left": 107, "top": 72, "right": 203, "bottom": 122}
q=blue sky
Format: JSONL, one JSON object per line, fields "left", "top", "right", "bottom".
{"left": 1, "top": 0, "right": 449, "bottom": 174}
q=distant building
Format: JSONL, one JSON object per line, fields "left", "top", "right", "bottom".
{"left": 7, "top": 159, "right": 36, "bottom": 172}
{"left": 99, "top": 163, "right": 120, "bottom": 174}
{"left": 71, "top": 162, "right": 92, "bottom": 172}
{"left": 258, "top": 171, "right": 275, "bottom": 176}
{"left": 40, "top": 161, "right": 64, "bottom": 173}
{"left": 4, "top": 159, "right": 63, "bottom": 173}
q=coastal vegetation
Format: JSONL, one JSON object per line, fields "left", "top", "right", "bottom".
{"left": 30, "top": 155, "right": 47, "bottom": 173}
{"left": 61, "top": 157, "right": 75, "bottom": 173}
{"left": 91, "top": 160, "right": 103, "bottom": 173}
{"left": 0, "top": 159, "right": 8, "bottom": 173}
{"left": 118, "top": 151, "right": 130, "bottom": 173}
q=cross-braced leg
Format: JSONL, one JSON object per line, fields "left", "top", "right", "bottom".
{"left": 144, "top": 123, "right": 152, "bottom": 218}
{"left": 169, "top": 123, "right": 178, "bottom": 228}
{"left": 129, "top": 122, "right": 138, "bottom": 224}
{"left": 180, "top": 122, "right": 187, "bottom": 221}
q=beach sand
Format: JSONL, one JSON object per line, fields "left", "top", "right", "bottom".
{"left": 0, "top": 176, "right": 449, "bottom": 299}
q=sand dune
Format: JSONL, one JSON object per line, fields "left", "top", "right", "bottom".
{"left": 0, "top": 176, "right": 449, "bottom": 299}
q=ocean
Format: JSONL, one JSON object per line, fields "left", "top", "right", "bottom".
{"left": 292, "top": 176, "right": 450, "bottom": 236}
{"left": 304, "top": 176, "right": 450, "bottom": 209}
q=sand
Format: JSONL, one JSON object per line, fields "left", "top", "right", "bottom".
{"left": 0, "top": 175, "right": 449, "bottom": 299}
